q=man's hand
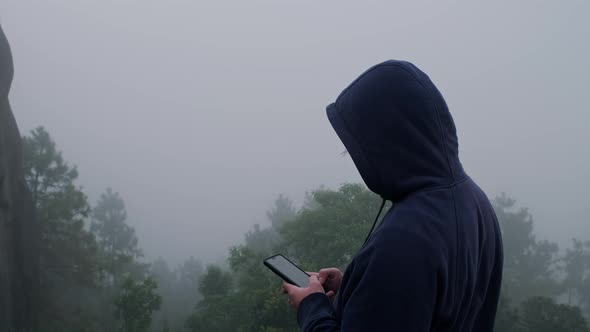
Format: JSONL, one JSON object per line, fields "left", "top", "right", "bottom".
{"left": 318, "top": 268, "right": 343, "bottom": 295}
{"left": 282, "top": 275, "right": 325, "bottom": 310}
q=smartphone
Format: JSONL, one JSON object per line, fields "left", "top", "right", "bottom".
{"left": 263, "top": 254, "right": 310, "bottom": 287}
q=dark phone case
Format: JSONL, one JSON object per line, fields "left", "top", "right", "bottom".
{"left": 263, "top": 254, "right": 310, "bottom": 287}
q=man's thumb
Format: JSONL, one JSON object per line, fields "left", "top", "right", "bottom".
{"left": 282, "top": 282, "right": 296, "bottom": 292}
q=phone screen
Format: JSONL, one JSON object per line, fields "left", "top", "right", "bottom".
{"left": 264, "top": 254, "right": 310, "bottom": 287}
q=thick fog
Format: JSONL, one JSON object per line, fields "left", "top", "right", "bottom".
{"left": 1, "top": 1, "right": 588, "bottom": 264}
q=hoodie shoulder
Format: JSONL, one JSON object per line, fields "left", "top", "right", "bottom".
{"left": 384, "top": 189, "right": 458, "bottom": 244}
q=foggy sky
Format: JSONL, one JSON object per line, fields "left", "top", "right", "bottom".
{"left": 1, "top": 1, "right": 588, "bottom": 265}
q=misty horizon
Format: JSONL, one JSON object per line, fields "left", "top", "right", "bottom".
{"left": 1, "top": 0, "right": 588, "bottom": 266}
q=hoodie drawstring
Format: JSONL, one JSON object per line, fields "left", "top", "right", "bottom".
{"left": 363, "top": 197, "right": 388, "bottom": 246}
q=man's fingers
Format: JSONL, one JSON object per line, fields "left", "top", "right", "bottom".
{"left": 318, "top": 269, "right": 333, "bottom": 283}
{"left": 282, "top": 282, "right": 291, "bottom": 293}
{"left": 326, "top": 291, "right": 335, "bottom": 298}
{"left": 320, "top": 268, "right": 337, "bottom": 277}
{"left": 282, "top": 281, "right": 298, "bottom": 294}
{"left": 307, "top": 275, "right": 324, "bottom": 291}
{"left": 308, "top": 271, "right": 322, "bottom": 283}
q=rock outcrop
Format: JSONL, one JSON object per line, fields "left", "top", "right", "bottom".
{"left": 0, "top": 24, "right": 39, "bottom": 331}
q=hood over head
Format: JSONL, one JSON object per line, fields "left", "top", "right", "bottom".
{"left": 327, "top": 60, "right": 465, "bottom": 201}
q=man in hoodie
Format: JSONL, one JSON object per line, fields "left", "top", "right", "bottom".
{"left": 282, "top": 60, "right": 503, "bottom": 331}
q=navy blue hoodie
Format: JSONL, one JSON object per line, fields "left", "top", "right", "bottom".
{"left": 297, "top": 61, "right": 503, "bottom": 331}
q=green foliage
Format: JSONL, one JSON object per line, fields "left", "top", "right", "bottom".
{"left": 150, "top": 257, "right": 204, "bottom": 332}
{"left": 22, "top": 128, "right": 589, "bottom": 331}
{"left": 22, "top": 126, "right": 101, "bottom": 330}
{"left": 187, "top": 184, "right": 384, "bottom": 332}
{"left": 493, "top": 193, "right": 560, "bottom": 304}
{"left": 148, "top": 259, "right": 175, "bottom": 331}
{"left": 23, "top": 127, "right": 97, "bottom": 284}
{"left": 186, "top": 191, "right": 306, "bottom": 332}
{"left": 280, "top": 183, "right": 385, "bottom": 270}
{"left": 92, "top": 187, "right": 145, "bottom": 283}
{"left": 245, "top": 194, "right": 296, "bottom": 254}
{"left": 115, "top": 277, "right": 162, "bottom": 332}
{"left": 495, "top": 295, "right": 525, "bottom": 332}
{"left": 266, "top": 194, "right": 297, "bottom": 230}
{"left": 493, "top": 194, "right": 590, "bottom": 330}
{"left": 189, "top": 188, "right": 590, "bottom": 332}
{"left": 23, "top": 127, "right": 155, "bottom": 332}
{"left": 186, "top": 265, "right": 242, "bottom": 332}
{"left": 199, "top": 265, "right": 233, "bottom": 299}
{"left": 187, "top": 250, "right": 297, "bottom": 332}
{"left": 91, "top": 188, "right": 149, "bottom": 331}
{"left": 495, "top": 296, "right": 590, "bottom": 332}
{"left": 563, "top": 239, "right": 590, "bottom": 316}
{"left": 520, "top": 297, "right": 589, "bottom": 332}
{"left": 229, "top": 246, "right": 297, "bottom": 331}
{"left": 175, "top": 257, "right": 205, "bottom": 312}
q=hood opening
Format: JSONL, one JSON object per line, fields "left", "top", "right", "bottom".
{"left": 327, "top": 60, "right": 465, "bottom": 201}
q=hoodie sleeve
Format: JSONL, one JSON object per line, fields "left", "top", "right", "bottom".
{"left": 297, "top": 229, "right": 441, "bottom": 332}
